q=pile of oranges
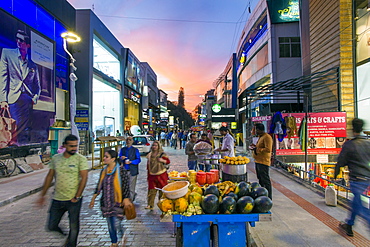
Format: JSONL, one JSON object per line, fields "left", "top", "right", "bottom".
{"left": 219, "top": 156, "right": 250, "bottom": 165}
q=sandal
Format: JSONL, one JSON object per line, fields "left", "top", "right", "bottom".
{"left": 145, "top": 205, "right": 153, "bottom": 210}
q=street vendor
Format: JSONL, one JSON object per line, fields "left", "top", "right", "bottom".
{"left": 215, "top": 126, "right": 235, "bottom": 157}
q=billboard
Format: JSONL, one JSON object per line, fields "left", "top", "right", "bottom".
{"left": 267, "top": 0, "right": 300, "bottom": 24}
{"left": 0, "top": 10, "right": 55, "bottom": 148}
{"left": 276, "top": 112, "right": 346, "bottom": 155}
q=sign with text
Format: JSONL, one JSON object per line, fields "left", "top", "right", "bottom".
{"left": 75, "top": 110, "right": 89, "bottom": 130}
{"left": 267, "top": 0, "right": 300, "bottom": 24}
{"left": 276, "top": 112, "right": 346, "bottom": 156}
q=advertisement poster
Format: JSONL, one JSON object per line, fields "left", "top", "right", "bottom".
{"left": 0, "top": 10, "right": 55, "bottom": 147}
{"left": 276, "top": 112, "right": 346, "bottom": 155}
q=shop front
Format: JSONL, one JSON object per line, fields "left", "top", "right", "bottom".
{"left": 91, "top": 34, "right": 122, "bottom": 139}
{"left": 92, "top": 75, "right": 122, "bottom": 138}
{"left": 124, "top": 87, "right": 141, "bottom": 132}
{"left": 355, "top": 0, "right": 370, "bottom": 129}
{"left": 124, "top": 50, "right": 143, "bottom": 132}
{"left": 251, "top": 112, "right": 347, "bottom": 186}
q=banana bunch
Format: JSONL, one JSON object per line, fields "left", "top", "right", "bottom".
{"left": 216, "top": 181, "right": 237, "bottom": 196}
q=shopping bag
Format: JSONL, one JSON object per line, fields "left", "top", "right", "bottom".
{"left": 124, "top": 202, "right": 136, "bottom": 220}
{"left": 0, "top": 107, "right": 17, "bottom": 148}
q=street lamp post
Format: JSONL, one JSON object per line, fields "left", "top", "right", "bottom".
{"left": 61, "top": 32, "right": 81, "bottom": 138}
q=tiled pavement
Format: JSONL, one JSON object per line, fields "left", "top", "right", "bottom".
{"left": 0, "top": 145, "right": 369, "bottom": 246}
{"left": 0, "top": 146, "right": 188, "bottom": 246}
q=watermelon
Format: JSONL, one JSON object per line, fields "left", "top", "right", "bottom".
{"left": 204, "top": 185, "right": 220, "bottom": 197}
{"left": 253, "top": 196, "right": 273, "bottom": 213}
{"left": 235, "top": 181, "right": 250, "bottom": 198}
{"left": 219, "top": 196, "right": 236, "bottom": 214}
{"left": 251, "top": 187, "right": 269, "bottom": 199}
{"left": 236, "top": 196, "right": 254, "bottom": 214}
{"left": 201, "top": 194, "right": 219, "bottom": 214}
{"left": 250, "top": 182, "right": 261, "bottom": 191}
{"left": 224, "top": 192, "right": 238, "bottom": 201}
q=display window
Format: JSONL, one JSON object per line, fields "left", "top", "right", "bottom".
{"left": 92, "top": 76, "right": 121, "bottom": 138}
{"left": 93, "top": 35, "right": 120, "bottom": 82}
{"left": 124, "top": 98, "right": 140, "bottom": 131}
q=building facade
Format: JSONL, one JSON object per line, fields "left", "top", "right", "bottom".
{"left": 123, "top": 49, "right": 143, "bottom": 133}
{"left": 73, "top": 10, "right": 126, "bottom": 154}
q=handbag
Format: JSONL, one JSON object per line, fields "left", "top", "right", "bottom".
{"left": 124, "top": 202, "right": 136, "bottom": 220}
{"left": 160, "top": 153, "right": 170, "bottom": 170}
{"left": 0, "top": 107, "right": 17, "bottom": 148}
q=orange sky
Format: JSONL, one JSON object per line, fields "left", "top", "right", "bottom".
{"left": 68, "top": 0, "right": 248, "bottom": 111}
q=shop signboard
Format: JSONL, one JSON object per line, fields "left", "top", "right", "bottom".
{"left": 211, "top": 108, "right": 236, "bottom": 122}
{"left": 0, "top": 10, "right": 55, "bottom": 147}
{"left": 276, "top": 112, "right": 346, "bottom": 155}
{"left": 75, "top": 110, "right": 89, "bottom": 130}
{"left": 267, "top": 0, "right": 300, "bottom": 24}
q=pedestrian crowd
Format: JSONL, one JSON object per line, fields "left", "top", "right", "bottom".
{"left": 35, "top": 118, "right": 370, "bottom": 246}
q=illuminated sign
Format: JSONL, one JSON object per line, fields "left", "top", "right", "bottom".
{"left": 267, "top": 0, "right": 300, "bottom": 24}
{"left": 212, "top": 104, "right": 222, "bottom": 113}
{"left": 169, "top": 116, "right": 174, "bottom": 126}
{"left": 231, "top": 122, "right": 237, "bottom": 129}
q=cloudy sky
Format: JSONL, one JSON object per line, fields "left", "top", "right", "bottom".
{"left": 67, "top": 0, "right": 252, "bottom": 111}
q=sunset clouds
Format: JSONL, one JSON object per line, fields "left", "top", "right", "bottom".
{"left": 68, "top": 0, "right": 247, "bottom": 111}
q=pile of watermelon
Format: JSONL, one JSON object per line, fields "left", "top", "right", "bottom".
{"left": 201, "top": 181, "right": 273, "bottom": 214}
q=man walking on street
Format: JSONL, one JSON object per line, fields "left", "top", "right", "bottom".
{"left": 119, "top": 136, "right": 141, "bottom": 201}
{"left": 37, "top": 134, "right": 88, "bottom": 247}
{"left": 185, "top": 133, "right": 198, "bottom": 170}
{"left": 160, "top": 130, "right": 166, "bottom": 147}
{"left": 249, "top": 123, "right": 273, "bottom": 199}
{"left": 335, "top": 118, "right": 370, "bottom": 237}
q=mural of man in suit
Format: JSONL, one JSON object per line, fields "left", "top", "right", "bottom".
{"left": 0, "top": 29, "right": 41, "bottom": 145}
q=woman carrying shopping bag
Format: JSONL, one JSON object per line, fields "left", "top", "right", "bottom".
{"left": 145, "top": 140, "right": 170, "bottom": 210}
{"left": 89, "top": 150, "right": 133, "bottom": 247}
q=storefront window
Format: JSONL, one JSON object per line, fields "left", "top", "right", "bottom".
{"left": 355, "top": 1, "right": 370, "bottom": 128}
{"left": 93, "top": 77, "right": 121, "bottom": 137}
{"left": 239, "top": 44, "right": 269, "bottom": 89}
{"left": 124, "top": 98, "right": 140, "bottom": 131}
{"left": 93, "top": 35, "right": 120, "bottom": 82}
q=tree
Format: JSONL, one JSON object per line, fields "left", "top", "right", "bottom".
{"left": 167, "top": 100, "right": 194, "bottom": 129}
{"left": 178, "top": 87, "right": 185, "bottom": 108}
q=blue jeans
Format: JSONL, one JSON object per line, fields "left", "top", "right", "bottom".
{"left": 188, "top": 160, "right": 197, "bottom": 170}
{"left": 48, "top": 198, "right": 82, "bottom": 247}
{"left": 107, "top": 216, "right": 118, "bottom": 243}
{"left": 181, "top": 140, "right": 186, "bottom": 149}
{"left": 346, "top": 180, "right": 370, "bottom": 226}
{"left": 198, "top": 164, "right": 211, "bottom": 172}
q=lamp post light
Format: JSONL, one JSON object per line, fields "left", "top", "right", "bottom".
{"left": 61, "top": 32, "right": 81, "bottom": 138}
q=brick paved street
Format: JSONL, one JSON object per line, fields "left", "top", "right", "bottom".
{"left": 0, "top": 146, "right": 189, "bottom": 247}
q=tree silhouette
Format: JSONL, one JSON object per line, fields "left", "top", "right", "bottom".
{"left": 178, "top": 87, "right": 185, "bottom": 108}
{"left": 167, "top": 100, "right": 194, "bottom": 129}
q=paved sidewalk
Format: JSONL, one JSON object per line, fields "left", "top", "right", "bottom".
{"left": 0, "top": 166, "right": 50, "bottom": 207}
{"left": 0, "top": 146, "right": 369, "bottom": 246}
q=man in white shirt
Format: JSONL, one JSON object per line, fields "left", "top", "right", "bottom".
{"left": 215, "top": 126, "right": 235, "bottom": 157}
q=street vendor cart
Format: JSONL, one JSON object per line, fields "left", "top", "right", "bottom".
{"left": 162, "top": 212, "right": 271, "bottom": 247}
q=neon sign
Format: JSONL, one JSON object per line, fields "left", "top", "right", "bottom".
{"left": 267, "top": 0, "right": 300, "bottom": 24}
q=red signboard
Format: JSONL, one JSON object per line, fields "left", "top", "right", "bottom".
{"left": 276, "top": 112, "right": 346, "bottom": 155}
